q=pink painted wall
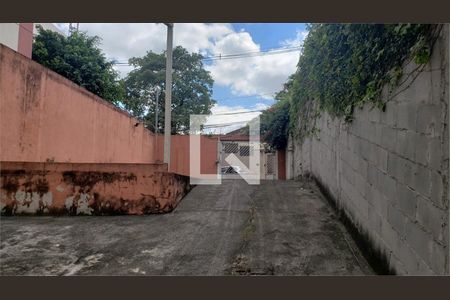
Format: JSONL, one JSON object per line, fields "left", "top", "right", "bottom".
{"left": 17, "top": 23, "right": 33, "bottom": 58}
{"left": 0, "top": 44, "right": 156, "bottom": 164}
{"left": 0, "top": 45, "right": 219, "bottom": 177}
{"left": 155, "top": 135, "right": 219, "bottom": 176}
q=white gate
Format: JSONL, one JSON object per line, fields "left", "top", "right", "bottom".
{"left": 218, "top": 140, "right": 278, "bottom": 180}
{"left": 219, "top": 141, "right": 250, "bottom": 179}
{"left": 264, "top": 151, "right": 276, "bottom": 180}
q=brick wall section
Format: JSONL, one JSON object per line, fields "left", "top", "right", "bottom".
{"left": 291, "top": 26, "right": 449, "bottom": 274}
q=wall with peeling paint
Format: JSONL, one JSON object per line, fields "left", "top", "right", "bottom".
{"left": 0, "top": 162, "right": 190, "bottom": 215}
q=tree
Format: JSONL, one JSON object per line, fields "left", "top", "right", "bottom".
{"left": 260, "top": 94, "right": 291, "bottom": 150}
{"left": 32, "top": 25, "right": 124, "bottom": 104}
{"left": 124, "top": 46, "right": 215, "bottom": 134}
{"left": 231, "top": 76, "right": 292, "bottom": 150}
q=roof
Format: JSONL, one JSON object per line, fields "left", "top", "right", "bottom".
{"left": 219, "top": 134, "right": 250, "bottom": 141}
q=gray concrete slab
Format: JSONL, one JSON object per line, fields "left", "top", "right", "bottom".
{"left": 0, "top": 179, "right": 373, "bottom": 275}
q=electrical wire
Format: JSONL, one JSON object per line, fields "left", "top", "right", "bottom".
{"left": 202, "top": 46, "right": 302, "bottom": 61}
{"left": 112, "top": 44, "right": 301, "bottom": 66}
{"left": 202, "top": 120, "right": 250, "bottom": 128}
{"left": 214, "top": 92, "right": 277, "bottom": 102}
{"left": 211, "top": 109, "right": 262, "bottom": 116}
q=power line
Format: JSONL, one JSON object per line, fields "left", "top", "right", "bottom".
{"left": 204, "top": 43, "right": 302, "bottom": 60}
{"left": 214, "top": 92, "right": 277, "bottom": 102}
{"left": 111, "top": 44, "right": 301, "bottom": 66}
{"left": 203, "top": 46, "right": 301, "bottom": 61}
{"left": 212, "top": 43, "right": 302, "bottom": 57}
{"left": 205, "top": 45, "right": 301, "bottom": 58}
{"left": 202, "top": 120, "right": 249, "bottom": 129}
{"left": 211, "top": 109, "right": 262, "bottom": 116}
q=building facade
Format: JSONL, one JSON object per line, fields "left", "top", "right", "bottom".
{"left": 0, "top": 23, "right": 64, "bottom": 58}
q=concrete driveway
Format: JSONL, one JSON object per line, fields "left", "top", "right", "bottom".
{"left": 0, "top": 180, "right": 373, "bottom": 275}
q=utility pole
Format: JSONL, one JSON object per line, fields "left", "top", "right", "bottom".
{"left": 155, "top": 87, "right": 160, "bottom": 133}
{"left": 69, "top": 23, "right": 79, "bottom": 35}
{"left": 163, "top": 23, "right": 173, "bottom": 166}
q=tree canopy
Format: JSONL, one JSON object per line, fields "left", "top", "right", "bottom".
{"left": 260, "top": 77, "right": 292, "bottom": 150}
{"left": 124, "top": 46, "right": 215, "bottom": 134}
{"left": 32, "top": 25, "right": 124, "bottom": 104}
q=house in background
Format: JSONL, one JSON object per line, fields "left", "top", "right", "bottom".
{"left": 0, "top": 23, "right": 64, "bottom": 58}
{"left": 217, "top": 128, "right": 286, "bottom": 180}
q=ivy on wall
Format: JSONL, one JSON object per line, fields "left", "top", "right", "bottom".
{"left": 262, "top": 24, "right": 442, "bottom": 148}
{"left": 292, "top": 23, "right": 442, "bottom": 139}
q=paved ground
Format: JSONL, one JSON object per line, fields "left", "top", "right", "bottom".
{"left": 0, "top": 179, "right": 373, "bottom": 275}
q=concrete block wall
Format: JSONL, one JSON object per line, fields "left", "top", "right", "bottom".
{"left": 291, "top": 25, "right": 449, "bottom": 274}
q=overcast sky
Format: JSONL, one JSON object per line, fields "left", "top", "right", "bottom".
{"left": 56, "top": 23, "right": 307, "bottom": 133}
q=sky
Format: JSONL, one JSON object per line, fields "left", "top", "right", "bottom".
{"left": 55, "top": 23, "right": 308, "bottom": 133}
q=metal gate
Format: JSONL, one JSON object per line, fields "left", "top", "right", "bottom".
{"left": 218, "top": 140, "right": 278, "bottom": 180}
{"left": 219, "top": 140, "right": 255, "bottom": 179}
{"left": 265, "top": 151, "right": 276, "bottom": 180}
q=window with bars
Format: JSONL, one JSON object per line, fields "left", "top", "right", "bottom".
{"left": 239, "top": 145, "right": 250, "bottom": 156}
{"left": 223, "top": 142, "right": 239, "bottom": 153}
{"left": 266, "top": 153, "right": 275, "bottom": 174}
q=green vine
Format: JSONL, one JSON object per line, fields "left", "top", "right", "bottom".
{"left": 286, "top": 24, "right": 442, "bottom": 141}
